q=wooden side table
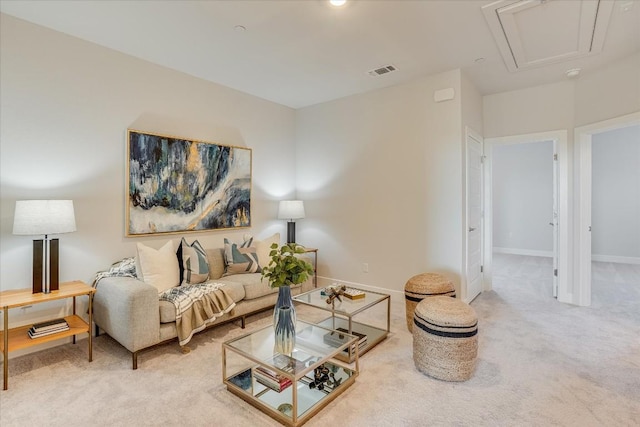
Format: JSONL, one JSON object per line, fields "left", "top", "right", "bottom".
{"left": 303, "top": 247, "right": 318, "bottom": 287}
{"left": 0, "top": 280, "right": 95, "bottom": 390}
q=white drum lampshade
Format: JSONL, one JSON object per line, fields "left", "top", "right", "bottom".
{"left": 13, "top": 200, "right": 76, "bottom": 293}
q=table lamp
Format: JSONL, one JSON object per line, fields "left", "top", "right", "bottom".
{"left": 13, "top": 200, "right": 77, "bottom": 293}
{"left": 278, "top": 200, "right": 305, "bottom": 244}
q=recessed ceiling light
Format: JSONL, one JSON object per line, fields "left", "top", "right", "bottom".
{"left": 330, "top": 0, "right": 347, "bottom": 7}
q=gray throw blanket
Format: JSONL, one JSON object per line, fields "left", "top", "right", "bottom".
{"left": 93, "top": 257, "right": 138, "bottom": 287}
{"left": 94, "top": 257, "right": 236, "bottom": 346}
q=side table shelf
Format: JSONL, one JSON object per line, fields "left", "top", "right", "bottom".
{"left": 0, "top": 280, "right": 95, "bottom": 390}
{"left": 0, "top": 315, "right": 89, "bottom": 352}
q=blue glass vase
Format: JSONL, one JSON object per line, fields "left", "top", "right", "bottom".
{"left": 274, "top": 306, "right": 296, "bottom": 355}
{"left": 273, "top": 285, "right": 296, "bottom": 329}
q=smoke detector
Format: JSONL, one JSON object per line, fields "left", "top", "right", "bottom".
{"left": 367, "top": 65, "right": 398, "bottom": 77}
{"left": 566, "top": 68, "right": 581, "bottom": 78}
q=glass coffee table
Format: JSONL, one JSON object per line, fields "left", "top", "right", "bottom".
{"left": 222, "top": 320, "right": 359, "bottom": 427}
{"left": 293, "top": 287, "right": 390, "bottom": 363}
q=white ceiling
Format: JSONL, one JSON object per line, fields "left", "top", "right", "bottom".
{"left": 1, "top": 0, "right": 639, "bottom": 109}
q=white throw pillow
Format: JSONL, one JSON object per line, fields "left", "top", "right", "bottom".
{"left": 136, "top": 241, "right": 180, "bottom": 293}
{"left": 253, "top": 232, "right": 281, "bottom": 268}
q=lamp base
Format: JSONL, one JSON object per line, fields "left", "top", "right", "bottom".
{"left": 50, "top": 238, "right": 59, "bottom": 292}
{"left": 32, "top": 240, "right": 43, "bottom": 294}
{"left": 31, "top": 238, "right": 60, "bottom": 294}
{"left": 286, "top": 222, "right": 296, "bottom": 244}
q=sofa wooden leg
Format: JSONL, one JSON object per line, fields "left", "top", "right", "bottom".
{"left": 241, "top": 316, "right": 246, "bottom": 329}
{"left": 133, "top": 352, "right": 138, "bottom": 370}
{"left": 94, "top": 324, "right": 100, "bottom": 337}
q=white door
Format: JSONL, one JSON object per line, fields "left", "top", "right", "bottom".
{"left": 552, "top": 147, "right": 559, "bottom": 297}
{"left": 466, "top": 130, "right": 483, "bottom": 302}
{"left": 575, "top": 113, "right": 640, "bottom": 306}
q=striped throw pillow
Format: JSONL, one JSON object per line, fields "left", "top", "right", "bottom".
{"left": 178, "top": 238, "right": 210, "bottom": 285}
{"left": 223, "top": 237, "right": 261, "bottom": 276}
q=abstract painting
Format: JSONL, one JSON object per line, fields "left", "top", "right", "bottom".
{"left": 126, "top": 130, "right": 251, "bottom": 236}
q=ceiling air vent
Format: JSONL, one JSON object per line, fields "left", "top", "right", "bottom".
{"left": 368, "top": 64, "right": 397, "bottom": 77}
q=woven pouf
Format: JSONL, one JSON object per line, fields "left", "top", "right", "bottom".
{"left": 413, "top": 296, "right": 478, "bottom": 382}
{"left": 404, "top": 273, "right": 455, "bottom": 332}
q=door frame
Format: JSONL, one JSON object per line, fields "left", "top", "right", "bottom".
{"left": 483, "top": 130, "right": 570, "bottom": 303}
{"left": 574, "top": 111, "right": 640, "bottom": 306}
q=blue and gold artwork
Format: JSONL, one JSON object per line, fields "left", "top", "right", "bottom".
{"left": 126, "top": 130, "right": 251, "bottom": 235}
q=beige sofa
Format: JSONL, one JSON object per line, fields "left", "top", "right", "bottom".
{"left": 93, "top": 246, "right": 313, "bottom": 369}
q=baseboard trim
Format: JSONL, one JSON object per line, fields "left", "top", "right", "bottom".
{"left": 493, "top": 247, "right": 553, "bottom": 258}
{"left": 591, "top": 254, "right": 640, "bottom": 265}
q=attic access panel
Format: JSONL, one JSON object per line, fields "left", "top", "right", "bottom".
{"left": 482, "top": 0, "right": 614, "bottom": 72}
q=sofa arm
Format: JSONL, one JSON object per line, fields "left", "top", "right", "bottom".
{"left": 93, "top": 277, "right": 160, "bottom": 353}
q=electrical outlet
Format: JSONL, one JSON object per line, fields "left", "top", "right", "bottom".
{"left": 362, "top": 263, "right": 369, "bottom": 273}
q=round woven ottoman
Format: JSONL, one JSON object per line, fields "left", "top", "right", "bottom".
{"left": 413, "top": 296, "right": 478, "bottom": 382}
{"left": 404, "top": 273, "right": 455, "bottom": 332}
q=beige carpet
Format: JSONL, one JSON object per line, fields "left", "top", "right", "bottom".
{"left": 1, "top": 256, "right": 639, "bottom": 426}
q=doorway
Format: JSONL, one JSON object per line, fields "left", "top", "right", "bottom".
{"left": 484, "top": 130, "right": 570, "bottom": 303}
{"left": 575, "top": 112, "right": 640, "bottom": 306}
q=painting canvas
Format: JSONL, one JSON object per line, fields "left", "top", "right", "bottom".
{"left": 126, "top": 130, "right": 251, "bottom": 236}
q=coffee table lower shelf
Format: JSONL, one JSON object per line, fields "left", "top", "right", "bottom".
{"left": 225, "top": 360, "right": 356, "bottom": 426}
{"left": 314, "top": 317, "right": 388, "bottom": 363}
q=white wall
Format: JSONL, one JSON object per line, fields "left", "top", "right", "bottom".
{"left": 295, "top": 69, "right": 469, "bottom": 297}
{"left": 0, "top": 14, "right": 296, "bottom": 330}
{"left": 591, "top": 125, "right": 640, "bottom": 260}
{"left": 492, "top": 141, "right": 554, "bottom": 255}
{"left": 574, "top": 53, "right": 640, "bottom": 127}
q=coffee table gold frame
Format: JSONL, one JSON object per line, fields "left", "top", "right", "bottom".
{"left": 222, "top": 320, "right": 359, "bottom": 426}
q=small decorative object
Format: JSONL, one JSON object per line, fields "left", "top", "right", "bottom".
{"left": 277, "top": 200, "right": 305, "bottom": 244}
{"left": 343, "top": 288, "right": 365, "bottom": 300}
{"left": 261, "top": 243, "right": 314, "bottom": 354}
{"left": 324, "top": 284, "right": 346, "bottom": 305}
{"left": 277, "top": 403, "right": 293, "bottom": 417}
{"left": 308, "top": 364, "right": 342, "bottom": 391}
{"left": 228, "top": 368, "right": 253, "bottom": 392}
{"left": 13, "top": 200, "right": 77, "bottom": 294}
{"left": 126, "top": 130, "right": 252, "bottom": 236}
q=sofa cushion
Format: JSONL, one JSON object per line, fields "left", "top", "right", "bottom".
{"left": 219, "top": 273, "right": 277, "bottom": 300}
{"left": 159, "top": 281, "right": 246, "bottom": 323}
{"left": 219, "top": 273, "right": 301, "bottom": 301}
{"left": 177, "top": 238, "right": 210, "bottom": 285}
{"left": 136, "top": 241, "right": 179, "bottom": 293}
{"left": 223, "top": 238, "right": 261, "bottom": 276}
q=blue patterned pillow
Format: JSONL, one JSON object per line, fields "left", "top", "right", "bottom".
{"left": 223, "top": 237, "right": 261, "bottom": 276}
{"left": 178, "top": 238, "right": 210, "bottom": 285}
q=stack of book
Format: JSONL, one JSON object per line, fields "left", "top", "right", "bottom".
{"left": 253, "top": 366, "right": 292, "bottom": 393}
{"left": 323, "top": 328, "right": 367, "bottom": 353}
{"left": 28, "top": 318, "right": 69, "bottom": 339}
